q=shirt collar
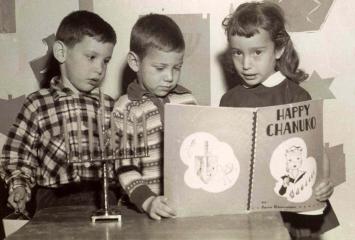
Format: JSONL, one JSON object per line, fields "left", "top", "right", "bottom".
{"left": 127, "top": 80, "right": 191, "bottom": 101}
{"left": 261, "top": 71, "right": 286, "bottom": 87}
{"left": 50, "top": 76, "right": 100, "bottom": 101}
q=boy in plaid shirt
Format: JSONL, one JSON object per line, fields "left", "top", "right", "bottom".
{"left": 0, "top": 10, "right": 117, "bottom": 214}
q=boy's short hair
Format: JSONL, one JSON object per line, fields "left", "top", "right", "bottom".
{"left": 56, "top": 10, "right": 117, "bottom": 48}
{"left": 130, "top": 13, "right": 185, "bottom": 58}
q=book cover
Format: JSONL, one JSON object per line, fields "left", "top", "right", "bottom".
{"left": 164, "top": 100, "right": 335, "bottom": 217}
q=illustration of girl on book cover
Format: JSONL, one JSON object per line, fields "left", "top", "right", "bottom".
{"left": 270, "top": 137, "right": 317, "bottom": 203}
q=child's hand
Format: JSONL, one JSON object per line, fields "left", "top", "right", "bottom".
{"left": 142, "top": 196, "right": 176, "bottom": 220}
{"left": 7, "top": 186, "right": 28, "bottom": 213}
{"left": 314, "top": 179, "right": 333, "bottom": 202}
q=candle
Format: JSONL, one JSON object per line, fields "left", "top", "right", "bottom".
{"left": 110, "top": 113, "right": 116, "bottom": 155}
{"left": 88, "top": 117, "right": 93, "bottom": 158}
{"left": 122, "top": 111, "right": 127, "bottom": 155}
{"left": 77, "top": 111, "right": 82, "bottom": 159}
{"left": 97, "top": 113, "right": 105, "bottom": 155}
{"left": 142, "top": 112, "right": 148, "bottom": 154}
{"left": 99, "top": 88, "right": 105, "bottom": 132}
{"left": 133, "top": 115, "right": 137, "bottom": 155}
{"left": 100, "top": 88, "right": 105, "bottom": 108}
{"left": 63, "top": 117, "right": 70, "bottom": 162}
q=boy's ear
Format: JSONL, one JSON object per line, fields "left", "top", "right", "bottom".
{"left": 53, "top": 40, "right": 67, "bottom": 63}
{"left": 127, "top": 51, "right": 140, "bottom": 72}
{"left": 275, "top": 46, "right": 285, "bottom": 60}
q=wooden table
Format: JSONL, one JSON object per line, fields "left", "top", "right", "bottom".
{"left": 6, "top": 205, "right": 290, "bottom": 240}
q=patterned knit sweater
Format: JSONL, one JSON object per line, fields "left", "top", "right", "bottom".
{"left": 113, "top": 82, "right": 197, "bottom": 210}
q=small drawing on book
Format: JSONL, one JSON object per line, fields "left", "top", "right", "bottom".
{"left": 180, "top": 132, "right": 240, "bottom": 193}
{"left": 270, "top": 137, "right": 317, "bottom": 203}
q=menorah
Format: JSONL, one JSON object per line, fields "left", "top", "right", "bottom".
{"left": 62, "top": 91, "right": 149, "bottom": 223}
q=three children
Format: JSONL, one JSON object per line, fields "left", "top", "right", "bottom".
{"left": 0, "top": 2, "right": 338, "bottom": 238}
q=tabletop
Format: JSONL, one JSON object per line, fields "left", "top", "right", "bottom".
{"left": 6, "top": 205, "right": 290, "bottom": 240}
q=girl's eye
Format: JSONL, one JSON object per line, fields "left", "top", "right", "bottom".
{"left": 254, "top": 50, "right": 262, "bottom": 55}
{"left": 104, "top": 59, "right": 110, "bottom": 64}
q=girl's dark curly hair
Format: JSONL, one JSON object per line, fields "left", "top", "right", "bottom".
{"left": 222, "top": 1, "right": 308, "bottom": 83}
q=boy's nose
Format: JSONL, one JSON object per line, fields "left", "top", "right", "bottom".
{"left": 164, "top": 70, "right": 174, "bottom": 82}
{"left": 95, "top": 62, "right": 104, "bottom": 75}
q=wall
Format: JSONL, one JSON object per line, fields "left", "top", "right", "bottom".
{"left": 1, "top": 1, "right": 355, "bottom": 239}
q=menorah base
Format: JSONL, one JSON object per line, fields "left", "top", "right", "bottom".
{"left": 91, "top": 208, "right": 122, "bottom": 223}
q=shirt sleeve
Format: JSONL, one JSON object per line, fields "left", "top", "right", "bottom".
{"left": 219, "top": 94, "right": 228, "bottom": 107}
{"left": 219, "top": 89, "right": 238, "bottom": 107}
{"left": 112, "top": 96, "right": 156, "bottom": 211}
{"left": 0, "top": 97, "right": 39, "bottom": 199}
{"left": 186, "top": 94, "right": 198, "bottom": 105}
{"left": 292, "top": 85, "right": 312, "bottom": 102}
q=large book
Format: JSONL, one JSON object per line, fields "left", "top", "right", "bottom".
{"left": 164, "top": 100, "right": 342, "bottom": 217}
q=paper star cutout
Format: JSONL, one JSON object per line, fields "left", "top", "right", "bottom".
{"left": 269, "top": 0, "right": 334, "bottom": 32}
{"left": 0, "top": 95, "right": 26, "bottom": 135}
{"left": 300, "top": 71, "right": 335, "bottom": 100}
{"left": 324, "top": 143, "right": 346, "bottom": 186}
{"left": 29, "top": 34, "right": 56, "bottom": 87}
{"left": 79, "top": 0, "right": 93, "bottom": 11}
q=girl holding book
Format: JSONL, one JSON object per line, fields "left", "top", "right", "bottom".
{"left": 219, "top": 1, "right": 337, "bottom": 238}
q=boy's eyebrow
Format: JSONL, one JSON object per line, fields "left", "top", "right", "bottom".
{"left": 152, "top": 61, "right": 184, "bottom": 66}
{"left": 85, "top": 49, "right": 99, "bottom": 54}
{"left": 85, "top": 49, "right": 112, "bottom": 57}
{"left": 230, "top": 47, "right": 243, "bottom": 53}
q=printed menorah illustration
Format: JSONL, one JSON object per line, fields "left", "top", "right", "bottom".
{"left": 62, "top": 90, "right": 149, "bottom": 222}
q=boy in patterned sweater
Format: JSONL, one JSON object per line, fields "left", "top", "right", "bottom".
{"left": 113, "top": 14, "right": 197, "bottom": 220}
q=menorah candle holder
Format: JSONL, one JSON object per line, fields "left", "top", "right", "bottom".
{"left": 62, "top": 91, "right": 149, "bottom": 223}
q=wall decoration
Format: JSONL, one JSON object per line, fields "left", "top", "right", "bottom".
{"left": 29, "top": 34, "right": 56, "bottom": 87}
{"left": 79, "top": 0, "right": 93, "bottom": 11}
{"left": 0, "top": 0, "right": 15, "bottom": 33}
{"left": 168, "top": 14, "right": 211, "bottom": 106}
{"left": 301, "top": 71, "right": 335, "bottom": 100}
{"left": 0, "top": 95, "right": 26, "bottom": 136}
{"left": 270, "top": 0, "right": 334, "bottom": 32}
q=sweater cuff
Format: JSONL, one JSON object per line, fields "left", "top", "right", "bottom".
{"left": 130, "top": 185, "right": 157, "bottom": 212}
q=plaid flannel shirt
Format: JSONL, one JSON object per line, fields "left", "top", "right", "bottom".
{"left": 0, "top": 77, "right": 115, "bottom": 199}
